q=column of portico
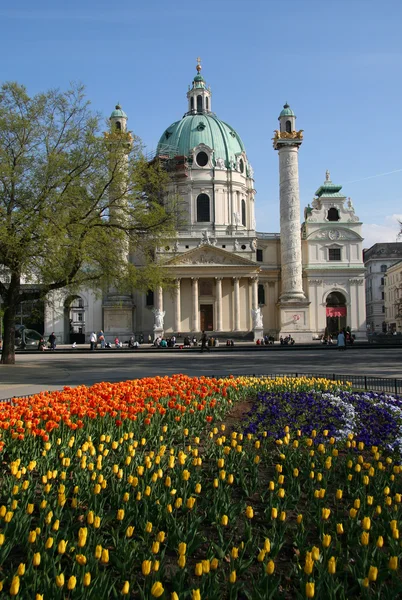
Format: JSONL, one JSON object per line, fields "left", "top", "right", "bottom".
{"left": 174, "top": 279, "right": 181, "bottom": 333}
{"left": 233, "top": 277, "right": 240, "bottom": 331}
{"left": 215, "top": 277, "right": 223, "bottom": 331}
{"left": 192, "top": 278, "right": 199, "bottom": 331}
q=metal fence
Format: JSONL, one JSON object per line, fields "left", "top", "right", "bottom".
{"left": 1, "top": 372, "right": 402, "bottom": 404}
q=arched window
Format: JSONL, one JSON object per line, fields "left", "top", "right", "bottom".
{"left": 258, "top": 284, "right": 265, "bottom": 305}
{"left": 206, "top": 97, "right": 209, "bottom": 110}
{"left": 285, "top": 120, "right": 292, "bottom": 133}
{"left": 327, "top": 207, "right": 340, "bottom": 221}
{"left": 197, "top": 95, "right": 203, "bottom": 113}
{"left": 381, "top": 265, "right": 387, "bottom": 273}
{"left": 197, "top": 194, "right": 210, "bottom": 222}
{"left": 115, "top": 121, "right": 121, "bottom": 130}
{"left": 190, "top": 97, "right": 194, "bottom": 111}
{"left": 146, "top": 290, "right": 154, "bottom": 306}
{"left": 241, "top": 199, "right": 246, "bottom": 226}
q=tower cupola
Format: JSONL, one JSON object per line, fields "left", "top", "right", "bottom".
{"left": 278, "top": 102, "right": 296, "bottom": 133}
{"left": 186, "top": 58, "right": 212, "bottom": 115}
{"left": 110, "top": 103, "right": 128, "bottom": 132}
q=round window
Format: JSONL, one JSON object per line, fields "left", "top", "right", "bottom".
{"left": 239, "top": 159, "right": 244, "bottom": 173}
{"left": 196, "top": 151, "right": 209, "bottom": 167}
{"left": 165, "top": 246, "right": 170, "bottom": 251}
{"left": 241, "top": 244, "right": 246, "bottom": 250}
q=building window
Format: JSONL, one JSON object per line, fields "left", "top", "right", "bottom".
{"left": 196, "top": 151, "right": 208, "bottom": 167}
{"left": 196, "top": 193, "right": 210, "bottom": 222}
{"left": 382, "top": 306, "right": 385, "bottom": 313}
{"left": 239, "top": 158, "right": 244, "bottom": 173}
{"left": 382, "top": 292, "right": 385, "bottom": 300}
{"left": 258, "top": 284, "right": 265, "bottom": 305}
{"left": 78, "top": 313, "right": 83, "bottom": 322}
{"left": 327, "top": 208, "right": 340, "bottom": 221}
{"left": 206, "top": 97, "right": 209, "bottom": 110}
{"left": 256, "top": 249, "right": 263, "bottom": 262}
{"left": 381, "top": 265, "right": 387, "bottom": 273}
{"left": 190, "top": 97, "right": 194, "bottom": 111}
{"left": 197, "top": 95, "right": 202, "bottom": 112}
{"left": 285, "top": 120, "right": 292, "bottom": 133}
{"left": 115, "top": 121, "right": 121, "bottom": 130}
{"left": 328, "top": 248, "right": 341, "bottom": 261}
{"left": 381, "top": 277, "right": 384, "bottom": 285}
{"left": 241, "top": 199, "right": 246, "bottom": 226}
{"left": 146, "top": 290, "right": 154, "bottom": 306}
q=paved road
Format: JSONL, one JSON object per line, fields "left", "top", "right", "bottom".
{"left": 0, "top": 346, "right": 401, "bottom": 399}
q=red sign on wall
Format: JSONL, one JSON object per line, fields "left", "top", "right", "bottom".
{"left": 326, "top": 307, "right": 346, "bottom": 317}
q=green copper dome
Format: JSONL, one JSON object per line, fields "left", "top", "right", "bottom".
{"left": 156, "top": 113, "right": 245, "bottom": 165}
{"left": 110, "top": 104, "right": 127, "bottom": 119}
{"left": 279, "top": 102, "right": 295, "bottom": 117}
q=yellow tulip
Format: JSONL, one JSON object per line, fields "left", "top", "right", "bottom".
{"left": 126, "top": 526, "right": 135, "bottom": 538}
{"left": 117, "top": 509, "right": 125, "bottom": 521}
{"left": 67, "top": 576, "right": 77, "bottom": 590}
{"left": 271, "top": 507, "right": 278, "bottom": 519}
{"left": 56, "top": 573, "right": 65, "bottom": 588}
{"left": 26, "top": 503, "right": 34, "bottom": 515}
{"left": 232, "top": 547, "right": 239, "bottom": 559}
{"left": 368, "top": 566, "right": 378, "bottom": 581}
{"left": 362, "top": 516, "right": 371, "bottom": 531}
{"left": 306, "top": 582, "right": 315, "bottom": 598}
{"left": 336, "top": 523, "right": 344, "bottom": 535}
{"left": 389, "top": 556, "right": 398, "bottom": 570}
{"left": 304, "top": 553, "right": 314, "bottom": 575}
{"left": 101, "top": 549, "right": 109, "bottom": 564}
{"left": 195, "top": 562, "right": 203, "bottom": 576}
{"left": 10, "top": 576, "right": 20, "bottom": 596}
{"left": 221, "top": 515, "right": 229, "bottom": 526}
{"left": 376, "top": 536, "right": 384, "bottom": 548}
{"left": 94, "top": 516, "right": 101, "bottom": 528}
{"left": 145, "top": 521, "right": 153, "bottom": 533}
{"left": 78, "top": 527, "right": 88, "bottom": 547}
{"left": 322, "top": 508, "right": 331, "bottom": 520}
{"left": 171, "top": 593, "right": 179, "bottom": 600}
{"left": 83, "top": 572, "right": 91, "bottom": 587}
{"left": 142, "top": 560, "right": 152, "bottom": 576}
{"left": 58, "top": 540, "right": 67, "bottom": 555}
{"left": 266, "top": 560, "right": 275, "bottom": 575}
{"left": 311, "top": 547, "right": 320, "bottom": 561}
{"left": 328, "top": 556, "right": 336, "bottom": 574}
{"left": 0, "top": 534, "right": 4, "bottom": 546}
{"left": 361, "top": 532, "right": 370, "bottom": 546}
{"left": 246, "top": 505, "right": 254, "bottom": 519}
{"left": 229, "top": 570, "right": 236, "bottom": 583}
{"left": 191, "top": 590, "right": 201, "bottom": 600}
{"left": 76, "top": 554, "right": 87, "bottom": 565}
{"left": 121, "top": 581, "right": 130, "bottom": 595}
{"left": 151, "top": 582, "right": 164, "bottom": 597}
{"left": 28, "top": 530, "right": 37, "bottom": 543}
{"left": 178, "top": 555, "right": 186, "bottom": 568}
{"left": 178, "top": 542, "right": 187, "bottom": 556}
{"left": 17, "top": 563, "right": 25, "bottom": 576}
{"left": 210, "top": 558, "right": 219, "bottom": 570}
{"left": 152, "top": 541, "right": 160, "bottom": 554}
{"left": 33, "top": 552, "right": 41, "bottom": 566}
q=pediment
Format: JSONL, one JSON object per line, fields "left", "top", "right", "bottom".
{"left": 306, "top": 227, "right": 363, "bottom": 242}
{"left": 166, "top": 245, "right": 258, "bottom": 267}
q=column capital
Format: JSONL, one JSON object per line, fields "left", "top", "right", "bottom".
{"left": 250, "top": 275, "right": 259, "bottom": 282}
{"left": 215, "top": 276, "right": 223, "bottom": 282}
{"left": 232, "top": 276, "right": 240, "bottom": 282}
{"left": 191, "top": 277, "right": 199, "bottom": 282}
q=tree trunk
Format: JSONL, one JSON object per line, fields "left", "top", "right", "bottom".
{"left": 1, "top": 302, "right": 17, "bottom": 364}
{"left": 1, "top": 275, "right": 21, "bottom": 365}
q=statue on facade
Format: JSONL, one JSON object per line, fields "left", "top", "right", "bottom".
{"left": 199, "top": 230, "right": 212, "bottom": 246}
{"left": 173, "top": 239, "right": 179, "bottom": 252}
{"left": 153, "top": 308, "right": 165, "bottom": 329}
{"left": 233, "top": 211, "right": 241, "bottom": 227}
{"left": 250, "top": 238, "right": 257, "bottom": 251}
{"left": 347, "top": 197, "right": 354, "bottom": 212}
{"left": 251, "top": 307, "right": 263, "bottom": 329}
{"left": 216, "top": 157, "right": 225, "bottom": 169}
{"left": 248, "top": 163, "right": 254, "bottom": 178}
{"left": 234, "top": 239, "right": 239, "bottom": 251}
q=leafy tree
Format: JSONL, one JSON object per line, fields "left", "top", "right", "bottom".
{"left": 0, "top": 82, "right": 178, "bottom": 364}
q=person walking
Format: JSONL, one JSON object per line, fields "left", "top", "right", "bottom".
{"left": 200, "top": 331, "right": 209, "bottom": 353}
{"left": 48, "top": 332, "right": 56, "bottom": 350}
{"left": 98, "top": 330, "right": 105, "bottom": 349}
{"left": 337, "top": 330, "right": 346, "bottom": 351}
{"left": 90, "top": 331, "right": 97, "bottom": 351}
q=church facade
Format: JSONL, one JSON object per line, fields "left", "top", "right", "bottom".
{"left": 45, "top": 63, "right": 366, "bottom": 343}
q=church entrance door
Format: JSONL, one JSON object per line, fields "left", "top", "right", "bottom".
{"left": 200, "top": 304, "right": 213, "bottom": 331}
{"left": 326, "top": 291, "right": 347, "bottom": 336}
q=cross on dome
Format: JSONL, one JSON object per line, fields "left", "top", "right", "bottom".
{"left": 196, "top": 56, "right": 202, "bottom": 73}
{"left": 325, "top": 169, "right": 331, "bottom": 181}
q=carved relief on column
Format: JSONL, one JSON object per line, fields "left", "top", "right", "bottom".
{"left": 233, "top": 277, "right": 241, "bottom": 331}
{"left": 156, "top": 286, "right": 163, "bottom": 312}
{"left": 191, "top": 277, "right": 199, "bottom": 332}
{"left": 278, "top": 146, "right": 306, "bottom": 301}
{"left": 215, "top": 277, "right": 223, "bottom": 332}
{"left": 174, "top": 279, "right": 181, "bottom": 333}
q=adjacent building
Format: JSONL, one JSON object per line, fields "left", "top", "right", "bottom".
{"left": 363, "top": 243, "right": 402, "bottom": 333}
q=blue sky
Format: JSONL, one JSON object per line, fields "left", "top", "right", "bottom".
{"left": 1, "top": 0, "right": 402, "bottom": 248}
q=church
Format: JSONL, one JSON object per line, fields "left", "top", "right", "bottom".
{"left": 45, "top": 62, "right": 366, "bottom": 343}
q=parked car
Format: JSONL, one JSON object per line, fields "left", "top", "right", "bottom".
{"left": 15, "top": 325, "right": 43, "bottom": 349}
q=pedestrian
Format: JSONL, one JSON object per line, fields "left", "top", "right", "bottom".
{"left": 337, "top": 330, "right": 346, "bottom": 351}
{"left": 48, "top": 332, "right": 56, "bottom": 350}
{"left": 114, "top": 337, "right": 121, "bottom": 348}
{"left": 200, "top": 331, "right": 209, "bottom": 353}
{"left": 98, "top": 330, "right": 105, "bottom": 349}
{"left": 90, "top": 331, "right": 97, "bottom": 351}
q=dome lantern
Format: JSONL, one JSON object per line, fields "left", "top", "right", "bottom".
{"left": 186, "top": 57, "right": 212, "bottom": 115}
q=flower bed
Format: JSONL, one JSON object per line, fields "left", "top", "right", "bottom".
{"left": 0, "top": 375, "right": 401, "bottom": 599}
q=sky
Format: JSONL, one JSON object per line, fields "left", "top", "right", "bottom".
{"left": 1, "top": 0, "right": 402, "bottom": 249}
